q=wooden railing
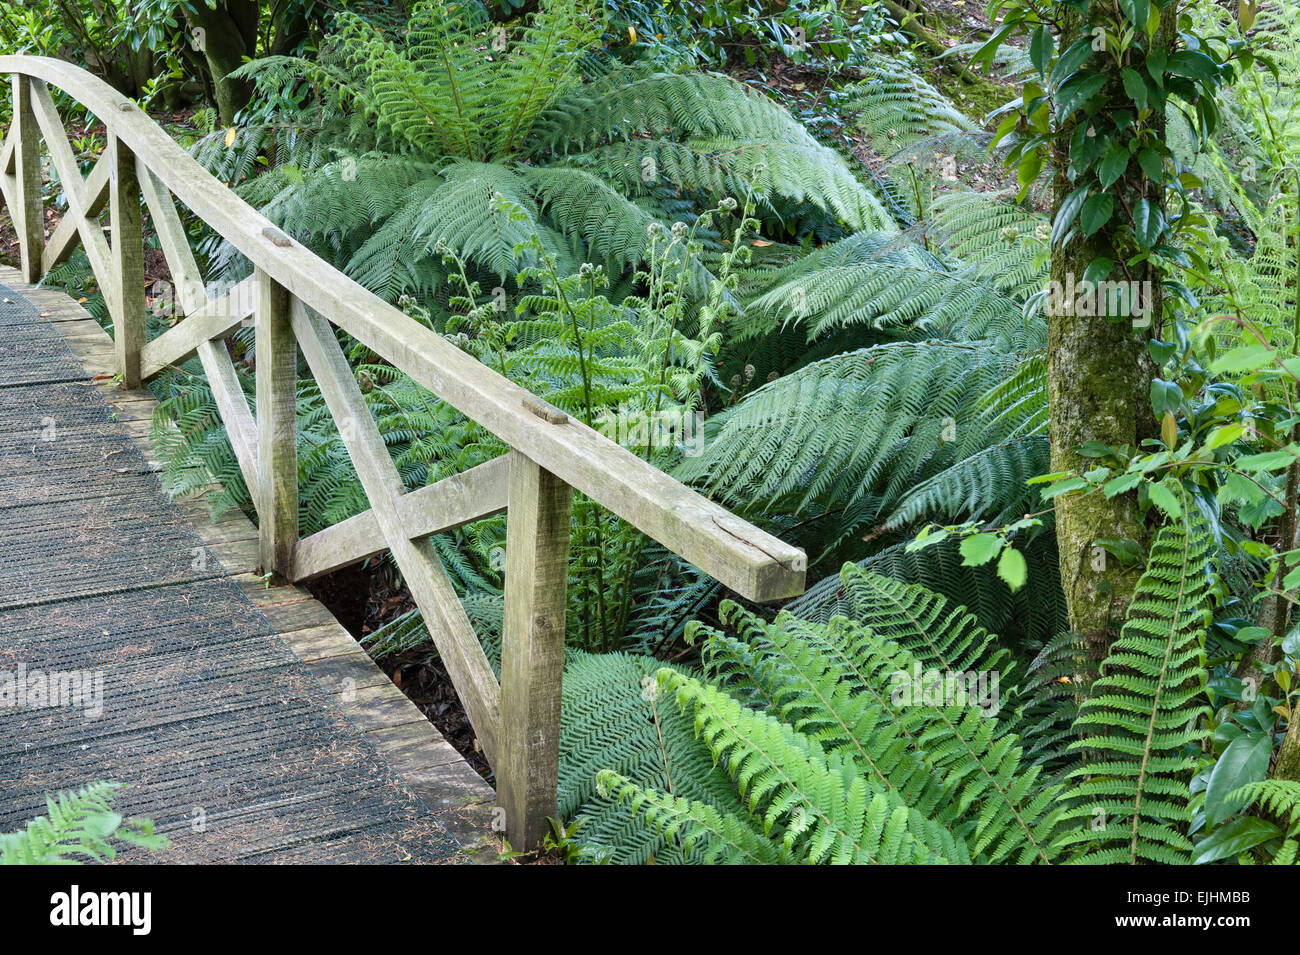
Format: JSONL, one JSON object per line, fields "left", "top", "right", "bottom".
{"left": 0, "top": 56, "right": 807, "bottom": 847}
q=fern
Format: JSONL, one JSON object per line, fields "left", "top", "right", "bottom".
{"left": 595, "top": 774, "right": 788, "bottom": 863}
{"left": 926, "top": 191, "right": 1051, "bottom": 304}
{"left": 0, "top": 783, "right": 168, "bottom": 864}
{"left": 788, "top": 533, "right": 1066, "bottom": 647}
{"left": 609, "top": 671, "right": 951, "bottom": 864}
{"left": 1217, "top": 781, "right": 1300, "bottom": 864}
{"left": 741, "top": 231, "right": 1038, "bottom": 350}
{"left": 677, "top": 341, "right": 1020, "bottom": 517}
{"left": 558, "top": 651, "right": 748, "bottom": 864}
{"left": 1055, "top": 499, "right": 1215, "bottom": 864}
{"left": 842, "top": 57, "right": 995, "bottom": 222}
{"left": 695, "top": 599, "right": 1062, "bottom": 862}
{"left": 828, "top": 566, "right": 1011, "bottom": 676}
{"left": 845, "top": 55, "right": 979, "bottom": 159}
{"left": 595, "top": 580, "right": 1066, "bottom": 864}
{"left": 882, "top": 436, "right": 1049, "bottom": 531}
{"left": 1227, "top": 780, "right": 1300, "bottom": 832}
{"left": 211, "top": 2, "right": 895, "bottom": 300}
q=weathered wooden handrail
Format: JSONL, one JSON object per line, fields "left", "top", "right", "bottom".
{"left": 0, "top": 56, "right": 807, "bottom": 848}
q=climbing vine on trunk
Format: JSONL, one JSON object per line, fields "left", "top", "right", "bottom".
{"left": 975, "top": 0, "right": 1248, "bottom": 659}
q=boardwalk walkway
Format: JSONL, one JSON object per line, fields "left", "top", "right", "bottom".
{"left": 0, "top": 275, "right": 497, "bottom": 863}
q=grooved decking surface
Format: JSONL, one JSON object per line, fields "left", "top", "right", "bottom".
{"left": 0, "top": 279, "right": 497, "bottom": 863}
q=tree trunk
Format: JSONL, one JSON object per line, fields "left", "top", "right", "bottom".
{"left": 270, "top": 0, "right": 314, "bottom": 56}
{"left": 1048, "top": 9, "right": 1170, "bottom": 671}
{"left": 183, "top": 0, "right": 260, "bottom": 124}
{"left": 1047, "top": 248, "right": 1153, "bottom": 661}
{"left": 1276, "top": 710, "right": 1300, "bottom": 782}
{"left": 882, "top": 0, "right": 949, "bottom": 58}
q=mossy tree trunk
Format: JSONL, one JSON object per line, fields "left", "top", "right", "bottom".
{"left": 1047, "top": 246, "right": 1153, "bottom": 660}
{"left": 1048, "top": 9, "right": 1171, "bottom": 669}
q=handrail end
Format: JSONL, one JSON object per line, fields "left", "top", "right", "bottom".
{"left": 748, "top": 557, "right": 807, "bottom": 604}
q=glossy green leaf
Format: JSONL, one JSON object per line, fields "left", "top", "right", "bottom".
{"left": 1080, "top": 193, "right": 1113, "bottom": 236}
{"left": 997, "top": 546, "right": 1028, "bottom": 591}
{"left": 1147, "top": 482, "right": 1182, "bottom": 517}
{"left": 1194, "top": 817, "right": 1280, "bottom": 864}
{"left": 1029, "top": 25, "right": 1053, "bottom": 76}
{"left": 1118, "top": 0, "right": 1150, "bottom": 29}
{"left": 1132, "top": 198, "right": 1164, "bottom": 250}
{"left": 1204, "top": 733, "right": 1271, "bottom": 826}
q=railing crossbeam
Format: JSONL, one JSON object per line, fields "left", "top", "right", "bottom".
{"left": 291, "top": 301, "right": 503, "bottom": 766}
{"left": 0, "top": 55, "right": 809, "bottom": 849}
{"left": 292, "top": 456, "right": 510, "bottom": 581}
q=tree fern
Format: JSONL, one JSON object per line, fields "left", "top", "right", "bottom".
{"left": 742, "top": 231, "right": 1036, "bottom": 349}
{"left": 559, "top": 651, "right": 750, "bottom": 864}
{"left": 693, "top": 599, "right": 1063, "bottom": 862}
{"left": 844, "top": 55, "right": 979, "bottom": 159}
{"left": 211, "top": 1, "right": 894, "bottom": 300}
{"left": 1220, "top": 781, "right": 1300, "bottom": 865}
{"left": 677, "top": 341, "right": 1020, "bottom": 516}
{"left": 881, "top": 436, "right": 1049, "bottom": 531}
{"left": 787, "top": 534, "right": 1066, "bottom": 647}
{"left": 926, "top": 191, "right": 1050, "bottom": 304}
{"left": 839, "top": 56, "right": 993, "bottom": 222}
{"left": 604, "top": 671, "right": 953, "bottom": 864}
{"left": 335, "top": 2, "right": 496, "bottom": 158}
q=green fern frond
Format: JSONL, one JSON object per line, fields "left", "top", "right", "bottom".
{"left": 678, "top": 341, "right": 1019, "bottom": 514}
{"left": 559, "top": 651, "right": 747, "bottom": 864}
{"left": 788, "top": 534, "right": 1066, "bottom": 647}
{"left": 844, "top": 56, "right": 980, "bottom": 159}
{"left": 977, "top": 351, "right": 1049, "bottom": 441}
{"left": 1226, "top": 780, "right": 1300, "bottom": 833}
{"left": 621, "top": 588, "right": 1064, "bottom": 864}
{"left": 1056, "top": 500, "right": 1215, "bottom": 864}
{"left": 537, "top": 71, "right": 894, "bottom": 231}
{"left": 742, "top": 230, "right": 1036, "bottom": 349}
{"left": 490, "top": 0, "right": 604, "bottom": 158}
{"left": 337, "top": 2, "right": 493, "bottom": 157}
{"left": 0, "top": 782, "right": 168, "bottom": 864}
{"left": 927, "top": 191, "right": 1050, "bottom": 303}
{"left": 655, "top": 669, "right": 949, "bottom": 863}
{"left": 346, "top": 161, "right": 556, "bottom": 288}
{"left": 833, "top": 566, "right": 1010, "bottom": 678}
{"left": 882, "top": 436, "right": 1049, "bottom": 531}
{"left": 523, "top": 166, "right": 660, "bottom": 273}
{"left": 595, "top": 773, "right": 787, "bottom": 863}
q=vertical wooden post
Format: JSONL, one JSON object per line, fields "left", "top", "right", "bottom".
{"left": 108, "top": 132, "right": 145, "bottom": 387}
{"left": 12, "top": 76, "right": 44, "bottom": 284}
{"left": 498, "top": 448, "right": 573, "bottom": 849}
{"left": 255, "top": 267, "right": 298, "bottom": 579}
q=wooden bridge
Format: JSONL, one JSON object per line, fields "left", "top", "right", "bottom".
{"left": 0, "top": 57, "right": 806, "bottom": 861}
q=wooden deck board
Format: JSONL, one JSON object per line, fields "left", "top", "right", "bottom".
{"left": 0, "top": 267, "right": 501, "bottom": 864}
